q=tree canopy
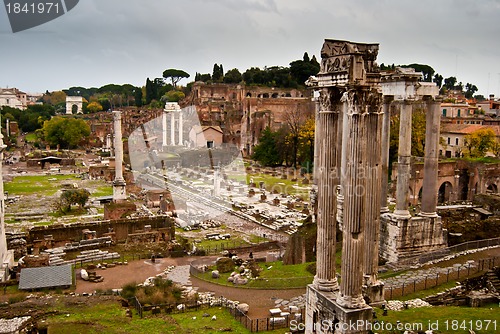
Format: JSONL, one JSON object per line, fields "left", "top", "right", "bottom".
{"left": 463, "top": 128, "right": 496, "bottom": 158}
{"left": 163, "top": 69, "right": 190, "bottom": 88}
{"left": 42, "top": 117, "right": 91, "bottom": 149}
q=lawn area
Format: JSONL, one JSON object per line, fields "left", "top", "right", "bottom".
{"left": 4, "top": 174, "right": 80, "bottom": 196}
{"left": 228, "top": 172, "right": 310, "bottom": 197}
{"left": 24, "top": 132, "right": 38, "bottom": 143}
{"left": 373, "top": 304, "right": 500, "bottom": 334}
{"left": 44, "top": 298, "right": 285, "bottom": 334}
{"left": 193, "top": 261, "right": 314, "bottom": 289}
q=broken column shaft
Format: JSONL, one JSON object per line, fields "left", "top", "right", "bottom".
{"left": 112, "top": 110, "right": 127, "bottom": 201}
{"left": 394, "top": 100, "right": 413, "bottom": 218}
{"left": 420, "top": 97, "right": 441, "bottom": 217}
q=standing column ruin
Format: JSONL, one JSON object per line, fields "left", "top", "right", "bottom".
{"left": 393, "top": 100, "right": 413, "bottom": 218}
{"left": 162, "top": 109, "right": 168, "bottom": 148}
{"left": 112, "top": 110, "right": 127, "bottom": 201}
{"left": 0, "top": 129, "right": 14, "bottom": 281}
{"left": 312, "top": 87, "right": 341, "bottom": 292}
{"left": 178, "top": 111, "right": 183, "bottom": 146}
{"left": 380, "top": 96, "right": 393, "bottom": 213}
{"left": 170, "top": 110, "right": 175, "bottom": 145}
{"left": 420, "top": 97, "right": 441, "bottom": 217}
{"left": 306, "top": 39, "right": 382, "bottom": 334}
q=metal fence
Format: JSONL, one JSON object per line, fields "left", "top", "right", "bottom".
{"left": 397, "top": 237, "right": 500, "bottom": 267}
{"left": 384, "top": 256, "right": 499, "bottom": 299}
{"left": 129, "top": 295, "right": 305, "bottom": 332}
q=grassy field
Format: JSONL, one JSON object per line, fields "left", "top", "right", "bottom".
{"left": 43, "top": 298, "right": 284, "bottom": 334}
{"left": 4, "top": 174, "right": 80, "bottom": 196}
{"left": 373, "top": 304, "right": 500, "bottom": 334}
{"left": 193, "top": 260, "right": 314, "bottom": 289}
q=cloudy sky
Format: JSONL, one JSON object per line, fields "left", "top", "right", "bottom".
{"left": 1, "top": 0, "right": 499, "bottom": 97}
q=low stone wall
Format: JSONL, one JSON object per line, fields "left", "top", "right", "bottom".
{"left": 27, "top": 216, "right": 175, "bottom": 251}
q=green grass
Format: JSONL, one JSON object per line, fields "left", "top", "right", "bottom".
{"left": 193, "top": 261, "right": 314, "bottom": 289}
{"left": 24, "top": 132, "right": 38, "bottom": 143}
{"left": 374, "top": 304, "right": 500, "bottom": 334}
{"left": 92, "top": 186, "right": 113, "bottom": 197}
{"left": 228, "top": 172, "right": 310, "bottom": 196}
{"left": 44, "top": 299, "right": 286, "bottom": 334}
{"left": 4, "top": 174, "right": 79, "bottom": 195}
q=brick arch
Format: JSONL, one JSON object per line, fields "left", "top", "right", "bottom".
{"left": 438, "top": 181, "right": 453, "bottom": 204}
{"left": 486, "top": 183, "right": 498, "bottom": 193}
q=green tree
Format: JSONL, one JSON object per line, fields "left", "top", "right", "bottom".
{"left": 162, "top": 69, "right": 190, "bottom": 88}
{"left": 223, "top": 68, "right": 242, "bottom": 84}
{"left": 463, "top": 128, "right": 496, "bottom": 158}
{"left": 433, "top": 73, "right": 443, "bottom": 88}
{"left": 212, "top": 64, "right": 224, "bottom": 82}
{"left": 465, "top": 83, "right": 478, "bottom": 99}
{"left": 252, "top": 127, "right": 281, "bottom": 166}
{"left": 43, "top": 117, "right": 91, "bottom": 149}
{"left": 290, "top": 52, "right": 320, "bottom": 85}
{"left": 163, "top": 90, "right": 185, "bottom": 102}
{"left": 134, "top": 88, "right": 143, "bottom": 107}
{"left": 59, "top": 188, "right": 90, "bottom": 213}
{"left": 86, "top": 101, "right": 103, "bottom": 113}
{"left": 443, "top": 76, "right": 457, "bottom": 90}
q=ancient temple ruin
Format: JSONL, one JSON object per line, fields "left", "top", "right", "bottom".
{"left": 379, "top": 68, "right": 447, "bottom": 263}
{"left": 305, "top": 39, "right": 383, "bottom": 334}
{"left": 306, "top": 38, "right": 447, "bottom": 333}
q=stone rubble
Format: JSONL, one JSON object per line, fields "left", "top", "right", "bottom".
{"left": 385, "top": 298, "right": 432, "bottom": 311}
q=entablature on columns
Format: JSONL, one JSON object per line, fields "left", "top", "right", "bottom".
{"left": 381, "top": 67, "right": 439, "bottom": 100}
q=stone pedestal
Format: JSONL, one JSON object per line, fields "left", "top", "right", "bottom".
{"left": 306, "top": 285, "right": 372, "bottom": 334}
{"left": 380, "top": 214, "right": 447, "bottom": 263}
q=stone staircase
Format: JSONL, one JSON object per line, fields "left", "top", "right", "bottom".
{"left": 486, "top": 268, "right": 500, "bottom": 293}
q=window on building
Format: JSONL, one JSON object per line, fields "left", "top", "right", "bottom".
{"left": 457, "top": 109, "right": 461, "bottom": 117}
{"left": 207, "top": 141, "right": 214, "bottom": 148}
{"left": 442, "top": 109, "right": 447, "bottom": 116}
{"left": 455, "top": 138, "right": 459, "bottom": 145}
{"left": 447, "top": 137, "right": 450, "bottom": 145}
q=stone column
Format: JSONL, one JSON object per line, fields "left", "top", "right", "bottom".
{"left": 380, "top": 96, "right": 393, "bottom": 213}
{"left": 162, "top": 110, "right": 168, "bottom": 148}
{"left": 394, "top": 100, "right": 413, "bottom": 218}
{"left": 312, "top": 88, "right": 340, "bottom": 292}
{"left": 5, "top": 119, "right": 9, "bottom": 138}
{"left": 106, "top": 134, "right": 112, "bottom": 151}
{"left": 170, "top": 112, "right": 175, "bottom": 145}
{"left": 362, "top": 96, "right": 385, "bottom": 305}
{"left": 337, "top": 89, "right": 375, "bottom": 310}
{"left": 112, "top": 111, "right": 127, "bottom": 201}
{"left": 420, "top": 98, "right": 441, "bottom": 217}
{"left": 178, "top": 111, "right": 183, "bottom": 146}
{"left": 214, "top": 166, "right": 221, "bottom": 197}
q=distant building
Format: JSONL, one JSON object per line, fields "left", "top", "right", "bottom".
{"left": 0, "top": 87, "right": 42, "bottom": 110}
{"left": 189, "top": 125, "right": 223, "bottom": 148}
{"left": 440, "top": 124, "right": 500, "bottom": 158}
{"left": 0, "top": 87, "right": 25, "bottom": 109}
{"left": 477, "top": 95, "right": 500, "bottom": 117}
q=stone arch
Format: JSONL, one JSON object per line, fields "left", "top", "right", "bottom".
{"left": 486, "top": 183, "right": 498, "bottom": 193}
{"left": 66, "top": 96, "right": 83, "bottom": 114}
{"left": 438, "top": 181, "right": 453, "bottom": 204}
{"left": 246, "top": 92, "right": 252, "bottom": 97}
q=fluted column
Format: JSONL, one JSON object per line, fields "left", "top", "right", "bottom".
{"left": 380, "top": 96, "right": 393, "bottom": 213}
{"left": 337, "top": 89, "right": 370, "bottom": 309}
{"left": 313, "top": 88, "right": 340, "bottom": 292}
{"left": 394, "top": 100, "right": 413, "bottom": 218}
{"left": 363, "top": 109, "right": 384, "bottom": 288}
{"left": 420, "top": 97, "right": 441, "bottom": 217}
{"left": 178, "top": 111, "right": 183, "bottom": 146}
{"left": 170, "top": 112, "right": 175, "bottom": 145}
{"left": 112, "top": 110, "right": 127, "bottom": 201}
